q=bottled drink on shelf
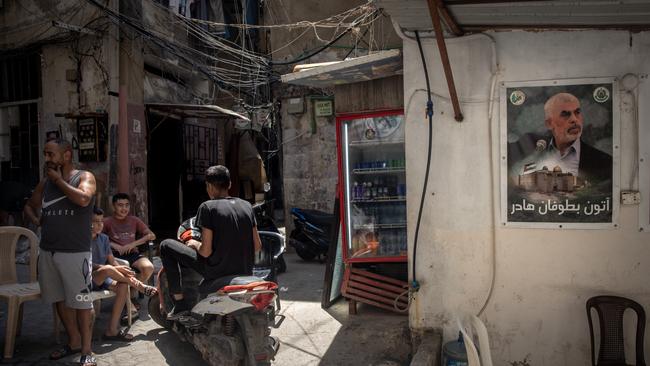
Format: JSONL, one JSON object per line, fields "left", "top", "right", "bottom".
{"left": 397, "top": 183, "right": 406, "bottom": 198}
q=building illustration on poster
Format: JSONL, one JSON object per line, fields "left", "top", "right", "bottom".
{"left": 500, "top": 78, "right": 619, "bottom": 228}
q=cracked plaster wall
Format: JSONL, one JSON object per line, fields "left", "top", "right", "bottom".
{"left": 281, "top": 98, "right": 338, "bottom": 232}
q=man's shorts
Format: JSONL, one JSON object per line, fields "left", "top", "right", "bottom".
{"left": 38, "top": 250, "right": 94, "bottom": 309}
{"left": 92, "top": 276, "right": 113, "bottom": 291}
{"left": 114, "top": 250, "right": 144, "bottom": 265}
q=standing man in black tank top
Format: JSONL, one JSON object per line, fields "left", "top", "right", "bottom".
{"left": 24, "top": 139, "right": 98, "bottom": 366}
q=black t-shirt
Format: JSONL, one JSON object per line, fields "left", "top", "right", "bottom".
{"left": 195, "top": 197, "right": 257, "bottom": 278}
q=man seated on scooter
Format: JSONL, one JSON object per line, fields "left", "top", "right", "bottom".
{"left": 160, "top": 165, "right": 262, "bottom": 318}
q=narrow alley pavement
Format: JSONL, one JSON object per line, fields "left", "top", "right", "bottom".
{"left": 2, "top": 252, "right": 410, "bottom": 366}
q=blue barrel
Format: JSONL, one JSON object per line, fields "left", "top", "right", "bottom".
{"left": 442, "top": 332, "right": 468, "bottom": 366}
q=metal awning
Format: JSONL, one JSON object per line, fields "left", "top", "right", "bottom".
{"left": 146, "top": 103, "right": 249, "bottom": 121}
{"left": 372, "top": 0, "right": 650, "bottom": 122}
{"left": 280, "top": 49, "right": 402, "bottom": 88}
{"left": 376, "top": 0, "right": 650, "bottom": 34}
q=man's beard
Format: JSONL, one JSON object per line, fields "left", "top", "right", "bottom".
{"left": 567, "top": 125, "right": 581, "bottom": 137}
{"left": 43, "top": 162, "right": 61, "bottom": 174}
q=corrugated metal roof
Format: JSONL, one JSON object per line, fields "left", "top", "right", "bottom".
{"left": 281, "top": 49, "right": 402, "bottom": 87}
{"left": 376, "top": 0, "right": 650, "bottom": 32}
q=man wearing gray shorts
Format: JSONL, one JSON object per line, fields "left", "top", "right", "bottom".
{"left": 24, "top": 139, "right": 97, "bottom": 366}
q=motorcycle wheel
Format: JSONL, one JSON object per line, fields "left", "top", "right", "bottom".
{"left": 290, "top": 231, "right": 317, "bottom": 261}
{"left": 276, "top": 254, "right": 287, "bottom": 273}
{"left": 295, "top": 246, "right": 316, "bottom": 261}
{"left": 148, "top": 295, "right": 173, "bottom": 329}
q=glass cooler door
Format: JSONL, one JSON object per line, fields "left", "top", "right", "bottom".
{"left": 339, "top": 110, "right": 407, "bottom": 262}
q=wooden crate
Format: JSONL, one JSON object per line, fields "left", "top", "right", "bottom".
{"left": 341, "top": 266, "right": 409, "bottom": 314}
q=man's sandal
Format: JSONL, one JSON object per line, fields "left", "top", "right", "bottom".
{"left": 79, "top": 354, "right": 97, "bottom": 366}
{"left": 141, "top": 284, "right": 158, "bottom": 297}
{"left": 131, "top": 277, "right": 158, "bottom": 297}
{"left": 103, "top": 328, "right": 134, "bottom": 342}
{"left": 49, "top": 345, "right": 81, "bottom": 360}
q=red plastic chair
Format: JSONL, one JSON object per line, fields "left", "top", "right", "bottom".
{"left": 586, "top": 295, "right": 646, "bottom": 366}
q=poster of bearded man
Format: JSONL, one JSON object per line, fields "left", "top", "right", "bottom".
{"left": 500, "top": 78, "right": 619, "bottom": 228}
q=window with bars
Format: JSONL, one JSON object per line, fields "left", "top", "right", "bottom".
{"left": 0, "top": 52, "right": 41, "bottom": 103}
{"left": 0, "top": 103, "right": 40, "bottom": 187}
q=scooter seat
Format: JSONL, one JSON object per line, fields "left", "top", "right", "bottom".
{"left": 229, "top": 276, "right": 264, "bottom": 286}
{"left": 292, "top": 208, "right": 334, "bottom": 227}
{"left": 198, "top": 275, "right": 264, "bottom": 295}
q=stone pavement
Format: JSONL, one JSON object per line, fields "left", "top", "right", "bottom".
{"left": 271, "top": 254, "right": 411, "bottom": 366}
{"left": 2, "top": 252, "right": 410, "bottom": 366}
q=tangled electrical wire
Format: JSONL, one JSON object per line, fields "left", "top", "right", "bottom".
{"left": 4, "top": 1, "right": 104, "bottom": 51}
{"left": 84, "top": 0, "right": 381, "bottom": 108}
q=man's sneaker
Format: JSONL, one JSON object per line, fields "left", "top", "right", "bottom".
{"left": 166, "top": 299, "right": 191, "bottom": 320}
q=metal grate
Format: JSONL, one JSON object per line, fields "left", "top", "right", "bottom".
{"left": 183, "top": 124, "right": 218, "bottom": 180}
{"left": 5, "top": 103, "right": 39, "bottom": 186}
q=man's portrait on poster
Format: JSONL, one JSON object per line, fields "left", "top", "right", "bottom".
{"left": 505, "top": 81, "right": 615, "bottom": 224}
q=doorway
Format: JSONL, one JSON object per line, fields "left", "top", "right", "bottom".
{"left": 0, "top": 103, "right": 40, "bottom": 225}
{"left": 147, "top": 113, "right": 220, "bottom": 239}
{"left": 147, "top": 113, "right": 183, "bottom": 240}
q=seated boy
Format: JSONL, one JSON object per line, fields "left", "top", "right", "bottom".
{"left": 103, "top": 193, "right": 156, "bottom": 288}
{"left": 91, "top": 207, "right": 157, "bottom": 340}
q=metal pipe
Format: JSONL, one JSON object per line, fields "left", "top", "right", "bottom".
{"left": 426, "top": 0, "right": 464, "bottom": 122}
{"left": 438, "top": 0, "right": 464, "bottom": 36}
{"left": 107, "top": 0, "right": 120, "bottom": 196}
{"left": 118, "top": 84, "right": 129, "bottom": 193}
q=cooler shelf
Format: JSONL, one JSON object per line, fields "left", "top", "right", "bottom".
{"left": 352, "top": 168, "right": 405, "bottom": 175}
{"left": 352, "top": 197, "right": 406, "bottom": 203}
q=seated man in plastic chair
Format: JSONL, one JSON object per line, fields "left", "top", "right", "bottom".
{"left": 91, "top": 207, "right": 158, "bottom": 340}
{"left": 102, "top": 193, "right": 156, "bottom": 311}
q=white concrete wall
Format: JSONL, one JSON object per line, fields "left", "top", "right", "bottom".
{"left": 403, "top": 30, "right": 650, "bottom": 365}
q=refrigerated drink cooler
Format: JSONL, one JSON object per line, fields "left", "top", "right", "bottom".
{"left": 337, "top": 110, "right": 409, "bottom": 314}
{"left": 338, "top": 110, "right": 408, "bottom": 263}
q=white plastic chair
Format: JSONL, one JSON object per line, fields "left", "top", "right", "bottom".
{"left": 457, "top": 314, "right": 493, "bottom": 366}
{"left": 0, "top": 226, "right": 40, "bottom": 359}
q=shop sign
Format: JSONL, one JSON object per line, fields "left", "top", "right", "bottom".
{"left": 314, "top": 100, "right": 333, "bottom": 117}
